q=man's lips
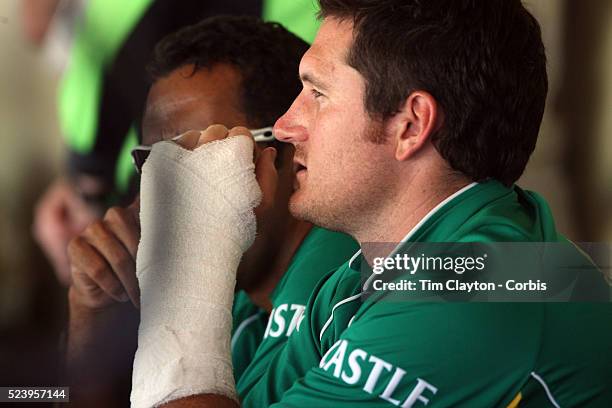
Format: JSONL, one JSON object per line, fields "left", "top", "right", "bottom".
{"left": 293, "top": 159, "right": 307, "bottom": 190}
{"left": 293, "top": 159, "right": 307, "bottom": 174}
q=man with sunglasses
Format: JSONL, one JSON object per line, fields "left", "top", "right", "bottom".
{"left": 64, "top": 16, "right": 358, "bottom": 406}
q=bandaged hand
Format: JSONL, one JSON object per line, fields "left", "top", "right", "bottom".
{"left": 131, "top": 125, "right": 277, "bottom": 408}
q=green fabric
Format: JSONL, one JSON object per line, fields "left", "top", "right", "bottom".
{"left": 58, "top": 0, "right": 153, "bottom": 154}
{"left": 242, "top": 181, "right": 612, "bottom": 407}
{"left": 231, "top": 227, "right": 358, "bottom": 387}
{"left": 114, "top": 126, "right": 139, "bottom": 194}
{"left": 231, "top": 291, "right": 267, "bottom": 383}
{"left": 263, "top": 0, "right": 321, "bottom": 43}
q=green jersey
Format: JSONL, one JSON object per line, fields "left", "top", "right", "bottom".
{"left": 231, "top": 291, "right": 268, "bottom": 382}
{"left": 242, "top": 181, "right": 612, "bottom": 407}
{"left": 231, "top": 227, "right": 359, "bottom": 386}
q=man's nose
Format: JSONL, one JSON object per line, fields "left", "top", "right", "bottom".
{"left": 273, "top": 106, "right": 308, "bottom": 144}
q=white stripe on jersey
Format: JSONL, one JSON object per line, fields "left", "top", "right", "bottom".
{"left": 231, "top": 312, "right": 263, "bottom": 351}
{"left": 530, "top": 372, "right": 561, "bottom": 408}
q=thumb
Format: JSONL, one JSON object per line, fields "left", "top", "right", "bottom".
{"left": 255, "top": 147, "right": 278, "bottom": 211}
{"left": 173, "top": 130, "right": 202, "bottom": 150}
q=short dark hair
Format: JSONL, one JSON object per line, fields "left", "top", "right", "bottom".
{"left": 147, "top": 15, "right": 309, "bottom": 128}
{"left": 319, "top": 0, "right": 548, "bottom": 186}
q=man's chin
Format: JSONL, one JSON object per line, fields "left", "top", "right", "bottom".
{"left": 288, "top": 191, "right": 304, "bottom": 215}
{"left": 288, "top": 191, "right": 331, "bottom": 230}
{"left": 288, "top": 190, "right": 312, "bottom": 222}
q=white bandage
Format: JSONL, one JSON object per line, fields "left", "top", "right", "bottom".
{"left": 130, "top": 135, "right": 261, "bottom": 408}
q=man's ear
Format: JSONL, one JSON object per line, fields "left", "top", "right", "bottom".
{"left": 385, "top": 91, "right": 439, "bottom": 161}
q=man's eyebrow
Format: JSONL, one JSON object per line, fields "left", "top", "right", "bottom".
{"left": 300, "top": 72, "right": 329, "bottom": 91}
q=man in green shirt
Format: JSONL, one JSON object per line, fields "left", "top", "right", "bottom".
{"left": 133, "top": 0, "right": 612, "bottom": 407}
{"left": 240, "top": 182, "right": 611, "bottom": 407}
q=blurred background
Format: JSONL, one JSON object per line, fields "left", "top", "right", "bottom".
{"left": 0, "top": 0, "right": 610, "bottom": 395}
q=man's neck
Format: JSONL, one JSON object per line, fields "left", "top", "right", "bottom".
{"left": 246, "top": 219, "right": 312, "bottom": 312}
{"left": 357, "top": 176, "right": 473, "bottom": 265}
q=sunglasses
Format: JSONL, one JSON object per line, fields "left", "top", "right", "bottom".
{"left": 130, "top": 127, "right": 275, "bottom": 174}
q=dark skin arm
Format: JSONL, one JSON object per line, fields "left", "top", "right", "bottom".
{"left": 66, "top": 291, "right": 139, "bottom": 407}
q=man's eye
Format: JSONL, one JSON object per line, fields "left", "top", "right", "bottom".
{"left": 311, "top": 89, "right": 324, "bottom": 99}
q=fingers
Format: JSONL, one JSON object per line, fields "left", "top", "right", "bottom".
{"left": 173, "top": 126, "right": 227, "bottom": 150}
{"left": 104, "top": 207, "right": 140, "bottom": 261}
{"left": 196, "top": 124, "right": 231, "bottom": 148}
{"left": 69, "top": 206, "right": 142, "bottom": 309}
{"left": 172, "top": 125, "right": 256, "bottom": 151}
{"left": 88, "top": 213, "right": 140, "bottom": 308}
{"left": 255, "top": 147, "right": 279, "bottom": 212}
{"left": 68, "top": 235, "right": 127, "bottom": 306}
{"left": 173, "top": 130, "right": 202, "bottom": 150}
{"left": 227, "top": 126, "right": 252, "bottom": 139}
{"left": 101, "top": 206, "right": 141, "bottom": 307}
{"left": 173, "top": 125, "right": 231, "bottom": 151}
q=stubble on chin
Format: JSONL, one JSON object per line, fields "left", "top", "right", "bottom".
{"left": 288, "top": 186, "right": 345, "bottom": 233}
{"left": 289, "top": 187, "right": 320, "bottom": 225}
{"left": 287, "top": 188, "right": 311, "bottom": 222}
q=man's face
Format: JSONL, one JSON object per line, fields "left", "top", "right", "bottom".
{"left": 274, "top": 19, "right": 396, "bottom": 235}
